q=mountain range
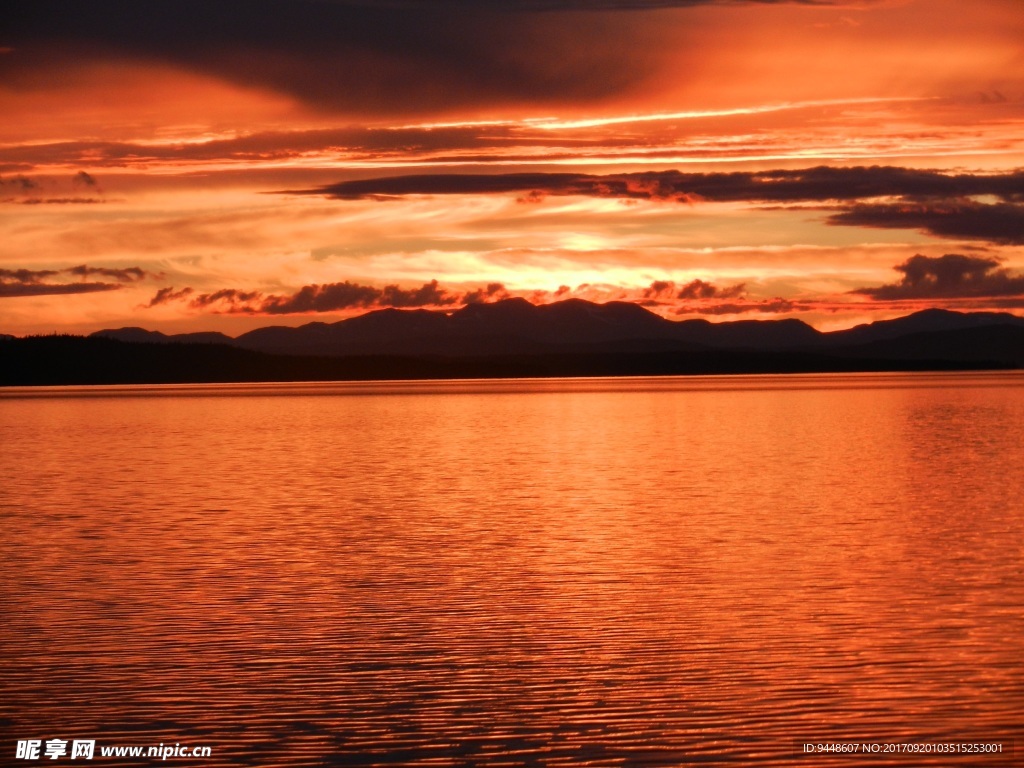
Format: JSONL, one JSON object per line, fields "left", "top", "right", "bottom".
{"left": 2, "top": 300, "right": 1022, "bottom": 386}
{"left": 89, "top": 299, "right": 1024, "bottom": 365}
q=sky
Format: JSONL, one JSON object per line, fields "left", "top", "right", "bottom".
{"left": 2, "top": 0, "right": 1024, "bottom": 336}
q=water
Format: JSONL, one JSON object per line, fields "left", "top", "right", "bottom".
{"left": 2, "top": 373, "right": 1021, "bottom": 766}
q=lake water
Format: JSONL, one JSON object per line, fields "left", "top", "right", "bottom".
{"left": 2, "top": 373, "right": 1021, "bottom": 766}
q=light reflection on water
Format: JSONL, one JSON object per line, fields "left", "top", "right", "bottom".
{"left": 2, "top": 373, "right": 1022, "bottom": 766}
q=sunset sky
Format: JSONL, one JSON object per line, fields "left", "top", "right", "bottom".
{"left": 3, "top": 0, "right": 1023, "bottom": 336}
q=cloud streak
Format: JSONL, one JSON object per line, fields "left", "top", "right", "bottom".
{"left": 288, "top": 167, "right": 1024, "bottom": 245}
{"left": 0, "top": 264, "right": 155, "bottom": 300}
{"left": 179, "top": 280, "right": 477, "bottom": 314}
{"left": 0, "top": 283, "right": 122, "bottom": 298}
{"left": 294, "top": 167, "right": 1024, "bottom": 204}
{"left": 148, "top": 277, "right": 763, "bottom": 317}
{"left": 65, "top": 265, "right": 152, "bottom": 282}
{"left": 827, "top": 201, "right": 1024, "bottom": 245}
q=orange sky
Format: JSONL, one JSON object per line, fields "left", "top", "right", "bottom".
{"left": 2, "top": 0, "right": 1023, "bottom": 336}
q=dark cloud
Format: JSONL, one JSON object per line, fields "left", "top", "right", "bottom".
{"left": 66, "top": 265, "right": 152, "bottom": 282}
{"left": 0, "top": 264, "right": 154, "bottom": 299}
{"left": 145, "top": 286, "right": 195, "bottom": 308}
{"left": 290, "top": 168, "right": 1024, "bottom": 245}
{"left": 72, "top": 170, "right": 100, "bottom": 190}
{"left": 17, "top": 198, "right": 106, "bottom": 205}
{"left": 0, "top": 172, "right": 106, "bottom": 203}
{"left": 259, "top": 280, "right": 460, "bottom": 314}
{"left": 299, "top": 172, "right": 587, "bottom": 201}
{"left": 0, "top": 267, "right": 60, "bottom": 284}
{"left": 1, "top": 1, "right": 647, "bottom": 116}
{"left": 293, "top": 167, "right": 1024, "bottom": 204}
{"left": 2, "top": 0, "right": 865, "bottom": 117}
{"left": 74, "top": 171, "right": 97, "bottom": 187}
{"left": 168, "top": 280, "right": 519, "bottom": 314}
{"left": 462, "top": 282, "right": 511, "bottom": 304}
{"left": 0, "top": 174, "right": 40, "bottom": 191}
{"left": 678, "top": 278, "right": 745, "bottom": 300}
{"left": 642, "top": 278, "right": 745, "bottom": 302}
{"left": 672, "top": 298, "right": 803, "bottom": 315}
{"left": 827, "top": 201, "right": 1024, "bottom": 245}
{"left": 852, "top": 254, "right": 1024, "bottom": 300}
{"left": 0, "top": 283, "right": 121, "bottom": 298}
{"left": 0, "top": 126, "right": 546, "bottom": 169}
{"left": 189, "top": 289, "right": 265, "bottom": 311}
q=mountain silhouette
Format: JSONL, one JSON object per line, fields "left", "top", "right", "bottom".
{"left": 3, "top": 300, "right": 1021, "bottom": 385}
{"left": 820, "top": 308, "right": 1024, "bottom": 346}
{"left": 90, "top": 299, "right": 1023, "bottom": 359}
{"left": 93, "top": 298, "right": 826, "bottom": 356}
{"left": 830, "top": 324, "right": 1024, "bottom": 366}
{"left": 91, "top": 327, "right": 234, "bottom": 345}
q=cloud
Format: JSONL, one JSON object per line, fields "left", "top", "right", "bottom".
{"left": 0, "top": 174, "right": 40, "bottom": 192}
{"left": 671, "top": 298, "right": 804, "bottom": 315}
{"left": 0, "top": 264, "right": 154, "bottom": 299}
{"left": 461, "top": 282, "right": 511, "bottom": 304}
{"left": 852, "top": 253, "right": 1024, "bottom": 300}
{"left": 5, "top": 120, "right": 996, "bottom": 174}
{"left": 17, "top": 198, "right": 106, "bottom": 205}
{"left": 293, "top": 167, "right": 1024, "bottom": 204}
{"left": 678, "top": 278, "right": 745, "bottom": 300}
{"left": 0, "top": 126, "right": 532, "bottom": 168}
{"left": 0, "top": 283, "right": 121, "bottom": 298}
{"left": 145, "top": 286, "right": 195, "bottom": 308}
{"left": 288, "top": 168, "right": 1024, "bottom": 246}
{"left": 637, "top": 277, "right": 798, "bottom": 315}
{"left": 259, "top": 279, "right": 461, "bottom": 314}
{"left": 73, "top": 170, "right": 99, "bottom": 188}
{"left": 642, "top": 278, "right": 746, "bottom": 302}
{"left": 189, "top": 280, "right": 483, "bottom": 314}
{"left": 827, "top": 201, "right": 1024, "bottom": 245}
{"left": 160, "top": 276, "right": 767, "bottom": 317}
{"left": 0, "top": 267, "right": 60, "bottom": 284}
{"left": 2, "top": 0, "right": 878, "bottom": 119}
{"left": 0, "top": 1, "right": 646, "bottom": 117}
{"left": 65, "top": 264, "right": 152, "bottom": 282}
{"left": 0, "top": 171, "right": 107, "bottom": 203}
{"left": 189, "top": 289, "right": 265, "bottom": 311}
{"left": 155, "top": 278, "right": 570, "bottom": 315}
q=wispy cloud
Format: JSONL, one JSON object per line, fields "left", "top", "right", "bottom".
{"left": 0, "top": 264, "right": 156, "bottom": 300}
{"left": 175, "top": 280, "right": 484, "bottom": 314}
{"left": 642, "top": 278, "right": 746, "bottom": 303}
{"left": 292, "top": 167, "right": 1024, "bottom": 204}
{"left": 529, "top": 97, "right": 929, "bottom": 130}
{"left": 1, "top": 171, "right": 106, "bottom": 204}
{"left": 671, "top": 298, "right": 803, "bottom": 315}
{"left": 0, "top": 282, "right": 122, "bottom": 298}
{"left": 145, "top": 286, "right": 195, "bottom": 308}
{"left": 149, "top": 277, "right": 762, "bottom": 317}
{"left": 65, "top": 265, "right": 153, "bottom": 282}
